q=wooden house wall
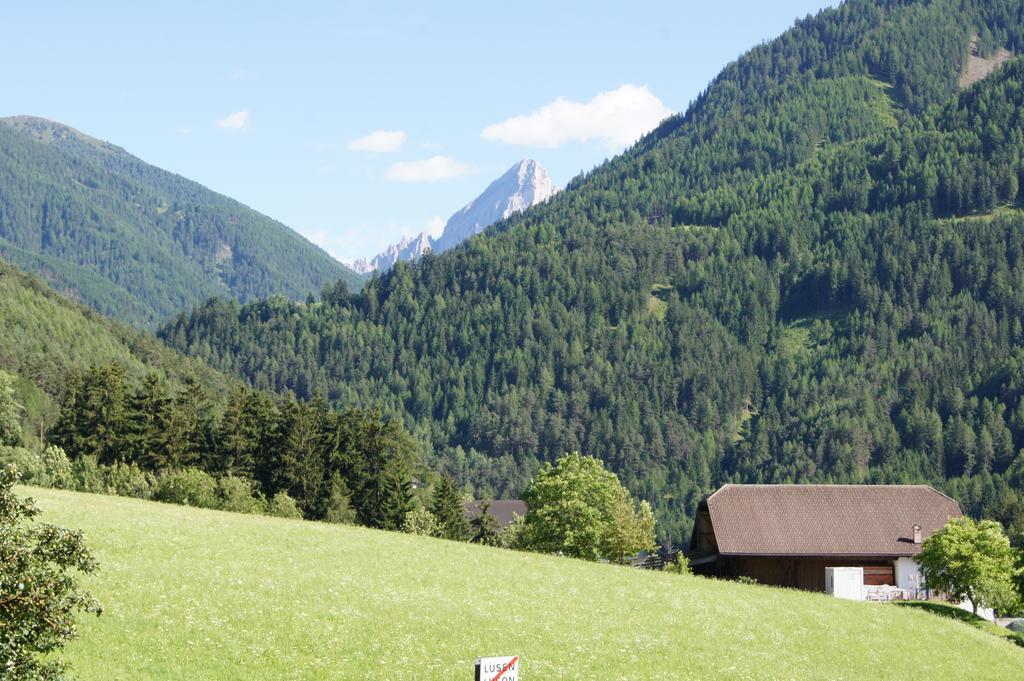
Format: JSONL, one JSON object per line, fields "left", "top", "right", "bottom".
{"left": 700, "top": 556, "right": 896, "bottom": 591}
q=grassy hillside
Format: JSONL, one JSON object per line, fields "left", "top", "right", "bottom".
{"left": 27, "top": 486, "right": 1024, "bottom": 680}
{"left": 0, "top": 116, "right": 361, "bottom": 327}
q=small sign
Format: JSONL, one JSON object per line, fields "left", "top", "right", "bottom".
{"left": 475, "top": 655, "right": 520, "bottom": 681}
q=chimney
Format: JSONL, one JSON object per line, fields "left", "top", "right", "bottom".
{"left": 913, "top": 524, "right": 922, "bottom": 544}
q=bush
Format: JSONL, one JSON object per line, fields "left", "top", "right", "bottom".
{"left": 663, "top": 557, "right": 693, "bottom": 575}
{"left": 103, "top": 462, "right": 155, "bottom": 499}
{"left": 0, "top": 370, "right": 22, "bottom": 447}
{"left": 39, "top": 445, "right": 73, "bottom": 489}
{"left": 266, "top": 492, "right": 302, "bottom": 519}
{"left": 402, "top": 507, "right": 440, "bottom": 536}
{"left": 154, "top": 469, "right": 218, "bottom": 509}
{"left": 0, "top": 465, "right": 101, "bottom": 679}
{"left": 0, "top": 446, "right": 45, "bottom": 484}
{"left": 71, "top": 455, "right": 105, "bottom": 494}
{"left": 0, "top": 446, "right": 76, "bottom": 491}
{"left": 216, "top": 476, "right": 264, "bottom": 514}
{"left": 499, "top": 514, "right": 524, "bottom": 550}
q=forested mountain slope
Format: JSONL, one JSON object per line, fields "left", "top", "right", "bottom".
{"left": 161, "top": 0, "right": 1024, "bottom": 543}
{"left": 0, "top": 116, "right": 361, "bottom": 327}
{"left": 0, "top": 260, "right": 237, "bottom": 440}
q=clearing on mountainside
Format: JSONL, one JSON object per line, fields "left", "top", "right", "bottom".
{"left": 960, "top": 36, "right": 1013, "bottom": 89}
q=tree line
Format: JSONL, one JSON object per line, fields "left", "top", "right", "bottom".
{"left": 28, "top": 364, "right": 418, "bottom": 529}
{"left": 5, "top": 366, "right": 658, "bottom": 563}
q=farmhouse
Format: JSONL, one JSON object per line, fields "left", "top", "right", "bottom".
{"left": 463, "top": 500, "right": 527, "bottom": 530}
{"left": 687, "top": 484, "right": 962, "bottom": 595}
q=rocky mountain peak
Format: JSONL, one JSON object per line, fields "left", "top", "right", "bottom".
{"left": 356, "top": 159, "right": 557, "bottom": 274}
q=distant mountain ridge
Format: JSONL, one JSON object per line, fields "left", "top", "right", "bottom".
{"left": 352, "top": 159, "right": 556, "bottom": 274}
{"left": 0, "top": 116, "right": 361, "bottom": 326}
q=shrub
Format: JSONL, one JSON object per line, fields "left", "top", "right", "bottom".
{"left": 402, "top": 507, "right": 440, "bottom": 536}
{"left": 499, "top": 515, "right": 525, "bottom": 550}
{"left": 216, "top": 476, "right": 264, "bottom": 514}
{"left": 39, "top": 445, "right": 73, "bottom": 489}
{"left": 266, "top": 492, "right": 302, "bottom": 519}
{"left": 71, "top": 455, "right": 105, "bottom": 494}
{"left": 0, "top": 447, "right": 45, "bottom": 484}
{"left": 663, "top": 558, "right": 693, "bottom": 575}
{"left": 0, "top": 465, "right": 101, "bottom": 679}
{"left": 154, "top": 469, "right": 218, "bottom": 509}
{"left": 0, "top": 370, "right": 22, "bottom": 447}
{"left": 0, "top": 446, "right": 77, "bottom": 490}
{"left": 103, "top": 462, "right": 155, "bottom": 499}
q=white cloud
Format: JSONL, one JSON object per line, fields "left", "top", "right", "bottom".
{"left": 230, "top": 68, "right": 255, "bottom": 81}
{"left": 305, "top": 225, "right": 392, "bottom": 265}
{"left": 481, "top": 84, "right": 671, "bottom": 149}
{"left": 216, "top": 109, "right": 250, "bottom": 130}
{"left": 425, "top": 216, "right": 446, "bottom": 239}
{"left": 385, "top": 155, "right": 468, "bottom": 183}
{"left": 347, "top": 129, "right": 407, "bottom": 153}
{"left": 304, "top": 228, "right": 353, "bottom": 264}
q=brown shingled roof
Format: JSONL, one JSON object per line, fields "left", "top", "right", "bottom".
{"left": 463, "top": 500, "right": 527, "bottom": 530}
{"left": 704, "top": 484, "right": 961, "bottom": 557}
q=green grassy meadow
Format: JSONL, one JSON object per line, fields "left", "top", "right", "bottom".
{"left": 25, "top": 487, "right": 1024, "bottom": 680}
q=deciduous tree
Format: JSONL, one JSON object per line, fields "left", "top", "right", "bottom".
{"left": 0, "top": 465, "right": 101, "bottom": 679}
{"left": 518, "top": 452, "right": 656, "bottom": 562}
{"left": 0, "top": 370, "right": 22, "bottom": 447}
{"left": 918, "top": 517, "right": 1021, "bottom": 615}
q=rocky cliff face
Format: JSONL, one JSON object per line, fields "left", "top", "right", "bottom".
{"left": 354, "top": 159, "right": 556, "bottom": 274}
{"left": 352, "top": 232, "right": 433, "bottom": 274}
{"left": 430, "top": 159, "right": 556, "bottom": 254}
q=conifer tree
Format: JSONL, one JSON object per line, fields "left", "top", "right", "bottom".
{"left": 430, "top": 475, "right": 469, "bottom": 541}
{"left": 469, "top": 500, "right": 500, "bottom": 546}
{"left": 50, "top": 365, "right": 131, "bottom": 464}
{"left": 375, "top": 461, "right": 414, "bottom": 531}
{"left": 165, "top": 375, "right": 215, "bottom": 469}
{"left": 125, "top": 373, "right": 172, "bottom": 469}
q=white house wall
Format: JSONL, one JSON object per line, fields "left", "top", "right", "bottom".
{"left": 894, "top": 557, "right": 921, "bottom": 591}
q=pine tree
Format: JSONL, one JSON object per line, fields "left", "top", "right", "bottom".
{"left": 469, "top": 501, "right": 500, "bottom": 546}
{"left": 374, "top": 461, "right": 414, "bottom": 531}
{"left": 125, "top": 374, "right": 172, "bottom": 469}
{"left": 429, "top": 475, "right": 469, "bottom": 541}
{"left": 286, "top": 398, "right": 331, "bottom": 515}
{"left": 218, "top": 388, "right": 256, "bottom": 477}
{"left": 165, "top": 375, "right": 215, "bottom": 469}
{"left": 323, "top": 473, "right": 358, "bottom": 524}
{"left": 50, "top": 365, "right": 132, "bottom": 464}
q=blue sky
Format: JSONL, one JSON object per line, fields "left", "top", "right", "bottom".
{"left": 2, "top": 1, "right": 834, "bottom": 264}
